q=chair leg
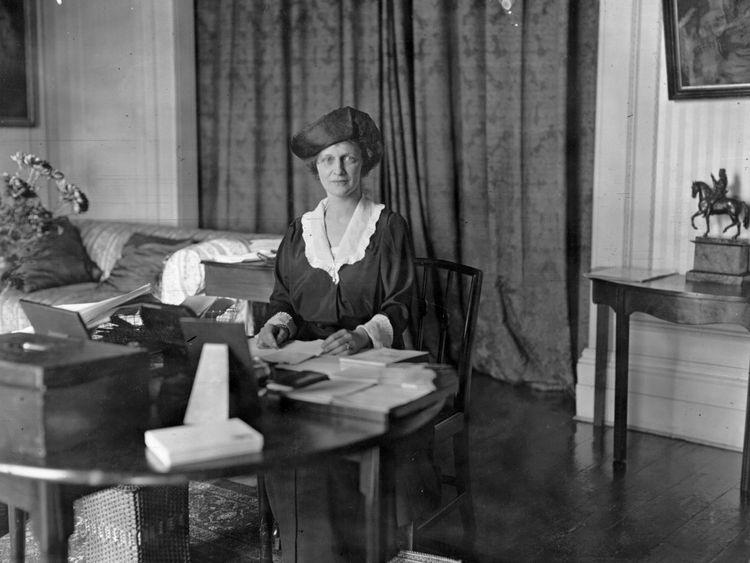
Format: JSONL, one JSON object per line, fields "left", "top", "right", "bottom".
{"left": 258, "top": 475, "right": 274, "bottom": 563}
{"left": 454, "top": 427, "right": 475, "bottom": 555}
{"left": 9, "top": 506, "right": 26, "bottom": 563}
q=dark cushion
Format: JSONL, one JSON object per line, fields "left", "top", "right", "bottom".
{"left": 3, "top": 217, "right": 101, "bottom": 293}
{"left": 101, "top": 232, "right": 193, "bottom": 293}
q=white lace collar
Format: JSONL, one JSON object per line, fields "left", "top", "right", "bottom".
{"left": 301, "top": 196, "right": 384, "bottom": 283}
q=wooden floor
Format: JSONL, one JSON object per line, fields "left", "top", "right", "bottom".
{"left": 419, "top": 375, "right": 750, "bottom": 563}
{"left": 2, "top": 375, "right": 750, "bottom": 562}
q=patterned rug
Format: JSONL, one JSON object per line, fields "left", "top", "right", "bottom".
{"left": 0, "top": 479, "right": 280, "bottom": 562}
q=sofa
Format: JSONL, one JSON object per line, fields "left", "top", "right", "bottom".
{"left": 0, "top": 217, "right": 281, "bottom": 335}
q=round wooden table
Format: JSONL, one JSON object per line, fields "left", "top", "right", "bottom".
{"left": 0, "top": 395, "right": 446, "bottom": 563}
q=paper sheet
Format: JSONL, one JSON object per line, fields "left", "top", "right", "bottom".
{"left": 274, "top": 355, "right": 345, "bottom": 377}
{"left": 284, "top": 379, "right": 375, "bottom": 404}
{"left": 332, "top": 384, "right": 432, "bottom": 411}
{"left": 249, "top": 338, "right": 325, "bottom": 365}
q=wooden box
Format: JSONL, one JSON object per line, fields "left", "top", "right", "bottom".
{"left": 0, "top": 333, "right": 150, "bottom": 457}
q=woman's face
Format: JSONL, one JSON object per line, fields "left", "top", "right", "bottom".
{"left": 316, "top": 141, "right": 362, "bottom": 199}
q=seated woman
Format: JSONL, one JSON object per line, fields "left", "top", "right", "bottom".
{"left": 257, "top": 106, "right": 439, "bottom": 562}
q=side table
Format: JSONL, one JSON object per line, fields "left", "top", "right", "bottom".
{"left": 203, "top": 260, "right": 275, "bottom": 302}
{"left": 203, "top": 261, "right": 275, "bottom": 334}
{"left": 587, "top": 268, "right": 750, "bottom": 495}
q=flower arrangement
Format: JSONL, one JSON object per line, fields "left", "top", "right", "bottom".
{"left": 0, "top": 152, "right": 89, "bottom": 276}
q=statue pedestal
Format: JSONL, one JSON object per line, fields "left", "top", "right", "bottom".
{"left": 686, "top": 237, "right": 750, "bottom": 284}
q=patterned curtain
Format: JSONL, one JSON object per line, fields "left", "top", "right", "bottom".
{"left": 196, "top": 0, "right": 597, "bottom": 392}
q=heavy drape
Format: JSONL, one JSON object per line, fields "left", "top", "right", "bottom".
{"left": 196, "top": 0, "right": 597, "bottom": 392}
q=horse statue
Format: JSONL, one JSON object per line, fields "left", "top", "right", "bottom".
{"left": 690, "top": 180, "right": 750, "bottom": 239}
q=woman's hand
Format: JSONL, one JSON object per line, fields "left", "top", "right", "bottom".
{"left": 322, "top": 327, "right": 371, "bottom": 356}
{"left": 257, "top": 324, "right": 290, "bottom": 349}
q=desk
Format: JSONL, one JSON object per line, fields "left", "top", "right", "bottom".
{"left": 0, "top": 394, "right": 446, "bottom": 562}
{"left": 588, "top": 270, "right": 750, "bottom": 495}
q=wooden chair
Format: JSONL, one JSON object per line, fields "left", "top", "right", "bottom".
{"left": 407, "top": 257, "right": 483, "bottom": 558}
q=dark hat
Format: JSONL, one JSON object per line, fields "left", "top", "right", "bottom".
{"left": 291, "top": 107, "right": 383, "bottom": 173}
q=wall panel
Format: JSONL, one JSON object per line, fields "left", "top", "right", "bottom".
{"left": 0, "top": 0, "right": 197, "bottom": 226}
{"left": 578, "top": 0, "right": 750, "bottom": 450}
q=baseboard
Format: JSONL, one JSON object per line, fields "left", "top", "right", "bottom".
{"left": 576, "top": 320, "right": 749, "bottom": 451}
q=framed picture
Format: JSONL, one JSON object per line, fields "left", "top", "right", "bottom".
{"left": 663, "top": 0, "right": 750, "bottom": 99}
{"left": 0, "top": 0, "right": 37, "bottom": 126}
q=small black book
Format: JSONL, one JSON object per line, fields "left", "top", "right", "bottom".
{"left": 266, "top": 369, "right": 329, "bottom": 393}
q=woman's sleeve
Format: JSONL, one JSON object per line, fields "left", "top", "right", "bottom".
{"left": 264, "top": 223, "right": 302, "bottom": 337}
{"left": 360, "top": 213, "right": 415, "bottom": 347}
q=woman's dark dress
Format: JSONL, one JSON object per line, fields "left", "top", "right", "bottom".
{"left": 263, "top": 198, "right": 439, "bottom": 562}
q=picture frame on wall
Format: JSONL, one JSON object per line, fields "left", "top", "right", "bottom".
{"left": 0, "top": 0, "right": 37, "bottom": 127}
{"left": 663, "top": 0, "right": 750, "bottom": 100}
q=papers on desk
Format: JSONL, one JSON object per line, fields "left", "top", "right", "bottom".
{"left": 280, "top": 365, "right": 440, "bottom": 422}
{"left": 250, "top": 338, "right": 325, "bottom": 365}
{"left": 283, "top": 380, "right": 439, "bottom": 422}
{"left": 275, "top": 357, "right": 437, "bottom": 386}
{"left": 332, "top": 383, "right": 435, "bottom": 412}
{"left": 339, "top": 347, "right": 430, "bottom": 367}
{"left": 250, "top": 338, "right": 447, "bottom": 417}
{"left": 284, "top": 379, "right": 375, "bottom": 405}
{"left": 275, "top": 355, "right": 344, "bottom": 377}
{"left": 355, "top": 364, "right": 437, "bottom": 388}
{"left": 57, "top": 283, "right": 153, "bottom": 328}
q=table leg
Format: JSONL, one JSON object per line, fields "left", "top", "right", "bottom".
{"left": 33, "top": 482, "right": 72, "bottom": 563}
{"left": 9, "top": 506, "right": 25, "bottom": 563}
{"left": 359, "top": 447, "right": 381, "bottom": 563}
{"left": 742, "top": 364, "right": 750, "bottom": 496}
{"left": 258, "top": 474, "right": 275, "bottom": 563}
{"left": 594, "top": 303, "right": 610, "bottom": 427}
{"left": 613, "top": 306, "right": 630, "bottom": 468}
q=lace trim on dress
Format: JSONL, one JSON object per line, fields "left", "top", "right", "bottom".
{"left": 301, "top": 196, "right": 384, "bottom": 284}
{"left": 359, "top": 314, "right": 393, "bottom": 348}
{"left": 265, "top": 312, "right": 296, "bottom": 338}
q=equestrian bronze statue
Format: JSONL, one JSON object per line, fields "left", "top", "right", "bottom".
{"left": 690, "top": 169, "right": 750, "bottom": 240}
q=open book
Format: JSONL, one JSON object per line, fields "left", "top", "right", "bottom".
{"left": 57, "top": 283, "right": 153, "bottom": 328}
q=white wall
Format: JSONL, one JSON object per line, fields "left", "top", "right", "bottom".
{"left": 0, "top": 0, "right": 197, "bottom": 226}
{"left": 576, "top": 0, "right": 750, "bottom": 451}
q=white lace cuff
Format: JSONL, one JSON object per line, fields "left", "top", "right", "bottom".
{"left": 358, "top": 314, "right": 393, "bottom": 349}
{"left": 264, "top": 312, "right": 297, "bottom": 338}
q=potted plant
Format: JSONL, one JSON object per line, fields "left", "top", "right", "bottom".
{"left": 0, "top": 152, "right": 89, "bottom": 288}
